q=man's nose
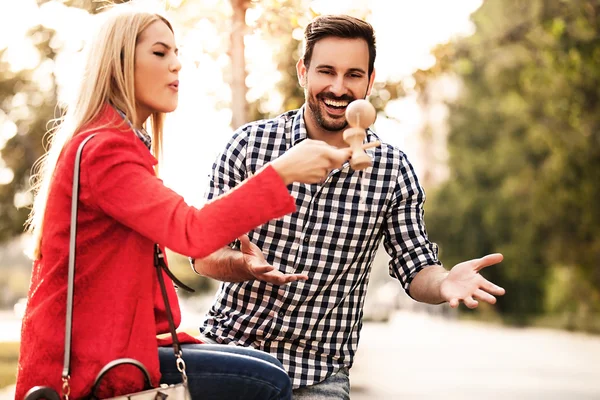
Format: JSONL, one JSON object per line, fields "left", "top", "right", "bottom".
{"left": 329, "top": 76, "right": 347, "bottom": 97}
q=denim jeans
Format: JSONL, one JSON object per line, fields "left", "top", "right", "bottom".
{"left": 292, "top": 367, "right": 350, "bottom": 400}
{"left": 158, "top": 344, "right": 292, "bottom": 400}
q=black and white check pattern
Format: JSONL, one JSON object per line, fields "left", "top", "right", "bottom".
{"left": 200, "top": 106, "right": 441, "bottom": 388}
{"left": 114, "top": 107, "right": 152, "bottom": 150}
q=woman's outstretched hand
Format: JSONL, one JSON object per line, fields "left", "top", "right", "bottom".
{"left": 270, "top": 139, "right": 352, "bottom": 185}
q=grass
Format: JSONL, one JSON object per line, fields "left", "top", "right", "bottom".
{"left": 0, "top": 342, "right": 19, "bottom": 389}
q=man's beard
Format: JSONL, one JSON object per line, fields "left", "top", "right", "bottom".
{"left": 307, "top": 91, "right": 355, "bottom": 132}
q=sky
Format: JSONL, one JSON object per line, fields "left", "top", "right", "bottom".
{"left": 0, "top": 0, "right": 482, "bottom": 205}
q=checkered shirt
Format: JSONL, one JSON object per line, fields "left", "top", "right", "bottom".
{"left": 114, "top": 107, "right": 152, "bottom": 150}
{"left": 200, "top": 106, "right": 441, "bottom": 388}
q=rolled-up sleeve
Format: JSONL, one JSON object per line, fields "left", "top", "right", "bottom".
{"left": 383, "top": 153, "right": 442, "bottom": 294}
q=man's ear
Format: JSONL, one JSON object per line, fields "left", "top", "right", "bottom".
{"left": 366, "top": 68, "right": 376, "bottom": 96}
{"left": 297, "top": 58, "right": 307, "bottom": 88}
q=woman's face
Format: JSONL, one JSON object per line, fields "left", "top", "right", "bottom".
{"left": 134, "top": 20, "right": 181, "bottom": 124}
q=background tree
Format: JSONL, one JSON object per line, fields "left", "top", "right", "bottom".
{"left": 229, "top": 0, "right": 251, "bottom": 128}
{"left": 0, "top": 31, "right": 54, "bottom": 243}
{"left": 418, "top": 0, "right": 600, "bottom": 330}
{"left": 0, "top": 0, "right": 132, "bottom": 243}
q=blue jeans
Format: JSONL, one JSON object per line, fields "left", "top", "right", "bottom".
{"left": 292, "top": 367, "right": 350, "bottom": 400}
{"left": 158, "top": 344, "right": 292, "bottom": 400}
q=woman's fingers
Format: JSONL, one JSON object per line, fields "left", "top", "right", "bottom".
{"left": 361, "top": 141, "right": 381, "bottom": 150}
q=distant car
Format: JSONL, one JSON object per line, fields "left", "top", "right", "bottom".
{"left": 13, "top": 297, "right": 27, "bottom": 319}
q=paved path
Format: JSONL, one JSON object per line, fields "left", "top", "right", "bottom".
{"left": 350, "top": 311, "right": 600, "bottom": 399}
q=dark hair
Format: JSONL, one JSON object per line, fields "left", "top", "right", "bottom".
{"left": 303, "top": 15, "right": 376, "bottom": 76}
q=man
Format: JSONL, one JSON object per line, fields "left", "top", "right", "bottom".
{"left": 192, "top": 14, "right": 505, "bottom": 399}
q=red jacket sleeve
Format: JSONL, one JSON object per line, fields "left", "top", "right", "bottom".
{"left": 79, "top": 132, "right": 296, "bottom": 258}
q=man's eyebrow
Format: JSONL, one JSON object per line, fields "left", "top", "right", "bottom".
{"left": 153, "top": 41, "right": 179, "bottom": 53}
{"left": 315, "top": 64, "right": 366, "bottom": 74}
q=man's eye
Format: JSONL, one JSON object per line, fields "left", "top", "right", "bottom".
{"left": 153, "top": 52, "right": 165, "bottom": 57}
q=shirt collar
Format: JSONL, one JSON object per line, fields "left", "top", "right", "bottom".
{"left": 291, "top": 105, "right": 309, "bottom": 147}
{"left": 113, "top": 106, "right": 152, "bottom": 150}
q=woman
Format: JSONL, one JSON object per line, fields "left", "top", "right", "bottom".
{"left": 15, "top": 5, "right": 350, "bottom": 400}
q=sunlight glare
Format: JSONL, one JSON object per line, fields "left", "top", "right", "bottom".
{"left": 0, "top": 119, "right": 18, "bottom": 151}
{"left": 4, "top": 38, "right": 40, "bottom": 72}
{"left": 0, "top": 0, "right": 40, "bottom": 51}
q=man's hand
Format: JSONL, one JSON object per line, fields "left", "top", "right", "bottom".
{"left": 441, "top": 253, "right": 506, "bottom": 309}
{"left": 239, "top": 235, "right": 308, "bottom": 285}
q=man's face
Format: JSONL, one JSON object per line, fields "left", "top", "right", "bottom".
{"left": 297, "top": 36, "right": 375, "bottom": 133}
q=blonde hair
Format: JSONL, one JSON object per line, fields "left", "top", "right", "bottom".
{"left": 26, "top": 5, "right": 173, "bottom": 259}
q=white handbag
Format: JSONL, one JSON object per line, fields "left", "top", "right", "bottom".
{"left": 90, "top": 359, "right": 190, "bottom": 400}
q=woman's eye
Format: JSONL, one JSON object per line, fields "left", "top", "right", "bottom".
{"left": 153, "top": 52, "right": 165, "bottom": 57}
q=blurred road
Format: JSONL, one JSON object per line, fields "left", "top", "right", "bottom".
{"left": 2, "top": 309, "right": 600, "bottom": 399}
{"left": 350, "top": 311, "right": 600, "bottom": 400}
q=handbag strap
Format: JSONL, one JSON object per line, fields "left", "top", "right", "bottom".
{"left": 62, "top": 134, "right": 96, "bottom": 388}
{"left": 90, "top": 358, "right": 153, "bottom": 397}
{"left": 61, "top": 134, "right": 193, "bottom": 397}
{"left": 154, "top": 245, "right": 182, "bottom": 355}
{"left": 154, "top": 245, "right": 189, "bottom": 382}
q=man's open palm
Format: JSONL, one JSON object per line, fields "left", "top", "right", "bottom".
{"left": 440, "top": 253, "right": 506, "bottom": 309}
{"left": 239, "top": 235, "right": 308, "bottom": 285}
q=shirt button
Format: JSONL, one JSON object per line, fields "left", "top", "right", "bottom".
{"left": 304, "top": 237, "right": 310, "bottom": 243}
{"left": 278, "top": 311, "right": 285, "bottom": 317}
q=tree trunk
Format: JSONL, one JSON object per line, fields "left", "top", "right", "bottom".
{"left": 229, "top": 0, "right": 250, "bottom": 129}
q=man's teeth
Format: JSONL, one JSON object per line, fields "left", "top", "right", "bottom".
{"left": 323, "top": 99, "right": 349, "bottom": 107}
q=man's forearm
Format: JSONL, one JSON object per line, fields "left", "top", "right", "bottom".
{"left": 408, "top": 265, "right": 449, "bottom": 304}
{"left": 192, "top": 247, "right": 254, "bottom": 282}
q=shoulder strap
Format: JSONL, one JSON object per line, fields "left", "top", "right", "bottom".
{"left": 62, "top": 134, "right": 96, "bottom": 380}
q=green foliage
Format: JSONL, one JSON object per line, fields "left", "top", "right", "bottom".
{"left": 544, "top": 264, "right": 600, "bottom": 332}
{"left": 422, "top": 0, "right": 600, "bottom": 326}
